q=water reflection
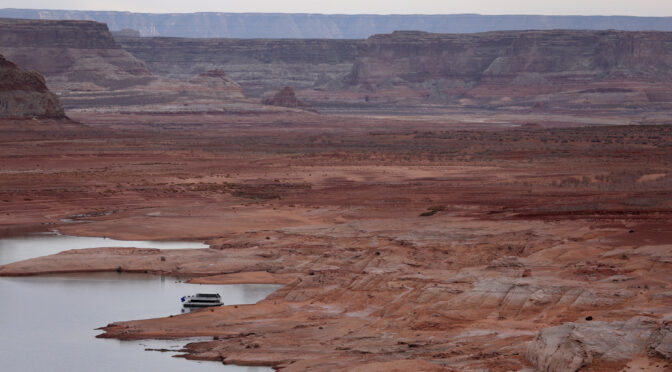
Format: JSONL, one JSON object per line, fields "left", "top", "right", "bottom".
{"left": 0, "top": 272, "right": 279, "bottom": 372}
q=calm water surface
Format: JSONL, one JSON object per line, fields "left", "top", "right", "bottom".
{"left": 0, "top": 233, "right": 209, "bottom": 266}
{"left": 0, "top": 236, "right": 278, "bottom": 372}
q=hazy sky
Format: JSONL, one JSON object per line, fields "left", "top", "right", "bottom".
{"left": 8, "top": 0, "right": 672, "bottom": 16}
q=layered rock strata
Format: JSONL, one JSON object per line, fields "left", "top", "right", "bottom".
{"left": 0, "top": 18, "right": 154, "bottom": 92}
{"left": 349, "top": 30, "right": 672, "bottom": 86}
{"left": 344, "top": 30, "right": 672, "bottom": 108}
{"left": 116, "top": 36, "right": 358, "bottom": 97}
{"left": 116, "top": 29, "right": 672, "bottom": 111}
{"left": 5, "top": 18, "right": 672, "bottom": 113}
{"left": 0, "top": 18, "right": 246, "bottom": 111}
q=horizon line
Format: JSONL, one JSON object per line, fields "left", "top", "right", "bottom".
{"left": 3, "top": 8, "right": 672, "bottom": 18}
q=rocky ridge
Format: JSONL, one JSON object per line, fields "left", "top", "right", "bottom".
{"left": 0, "top": 54, "right": 64, "bottom": 118}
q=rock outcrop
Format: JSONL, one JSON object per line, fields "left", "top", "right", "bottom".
{"left": 648, "top": 320, "right": 672, "bottom": 360}
{"left": 262, "top": 86, "right": 314, "bottom": 111}
{"left": 526, "top": 316, "right": 671, "bottom": 372}
{"left": 0, "top": 54, "right": 64, "bottom": 118}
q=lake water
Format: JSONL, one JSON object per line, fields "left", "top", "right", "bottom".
{"left": 0, "top": 235, "right": 278, "bottom": 372}
{"left": 0, "top": 233, "right": 209, "bottom": 266}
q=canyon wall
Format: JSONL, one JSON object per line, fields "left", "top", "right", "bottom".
{"left": 0, "top": 18, "right": 246, "bottom": 110}
{"left": 116, "top": 36, "right": 358, "bottom": 97}
{"left": 348, "top": 30, "right": 672, "bottom": 88}
{"left": 4, "top": 17, "right": 672, "bottom": 113}
{"left": 342, "top": 30, "right": 672, "bottom": 109}
{"left": 0, "top": 18, "right": 154, "bottom": 92}
{"left": 3, "top": 9, "right": 672, "bottom": 38}
{"left": 0, "top": 54, "right": 64, "bottom": 118}
{"left": 116, "top": 30, "right": 672, "bottom": 110}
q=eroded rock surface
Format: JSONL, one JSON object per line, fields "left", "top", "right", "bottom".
{"left": 0, "top": 54, "right": 64, "bottom": 118}
{"left": 648, "top": 320, "right": 672, "bottom": 360}
{"left": 1, "top": 106, "right": 672, "bottom": 371}
{"left": 526, "top": 317, "right": 671, "bottom": 372}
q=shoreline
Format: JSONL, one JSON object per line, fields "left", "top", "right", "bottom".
{"left": 1, "top": 114, "right": 670, "bottom": 370}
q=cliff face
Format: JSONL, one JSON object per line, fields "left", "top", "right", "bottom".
{"left": 117, "top": 36, "right": 359, "bottom": 96}
{"left": 349, "top": 30, "right": 672, "bottom": 87}
{"left": 0, "top": 54, "right": 65, "bottom": 118}
{"left": 0, "top": 18, "right": 153, "bottom": 93}
{"left": 4, "top": 9, "right": 672, "bottom": 38}
{"left": 342, "top": 30, "right": 672, "bottom": 108}
{"left": 5, "top": 18, "right": 672, "bottom": 112}
{"left": 116, "top": 30, "right": 672, "bottom": 110}
{"left": 0, "top": 18, "right": 245, "bottom": 111}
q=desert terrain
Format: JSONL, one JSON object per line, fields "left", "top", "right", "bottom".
{"left": 1, "top": 109, "right": 671, "bottom": 371}
{"left": 0, "top": 16, "right": 671, "bottom": 372}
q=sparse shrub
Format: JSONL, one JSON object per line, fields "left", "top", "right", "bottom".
{"left": 419, "top": 205, "right": 445, "bottom": 217}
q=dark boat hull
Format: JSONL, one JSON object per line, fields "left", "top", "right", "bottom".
{"left": 183, "top": 302, "right": 223, "bottom": 308}
{"left": 181, "top": 293, "right": 223, "bottom": 308}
